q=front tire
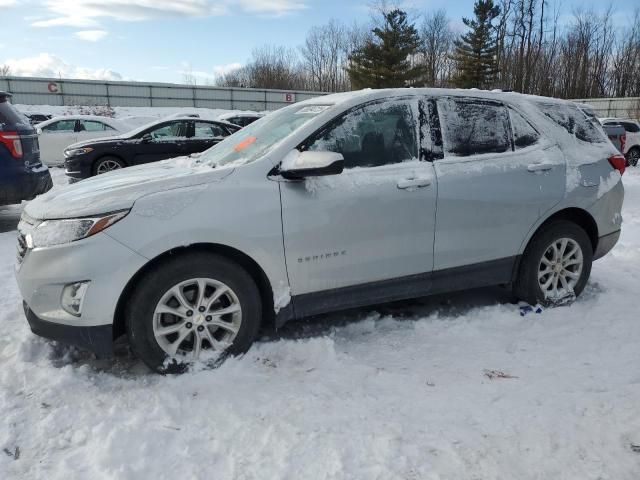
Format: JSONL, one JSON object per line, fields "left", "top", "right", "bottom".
{"left": 93, "top": 156, "right": 125, "bottom": 176}
{"left": 126, "top": 253, "right": 262, "bottom": 373}
{"left": 514, "top": 221, "right": 593, "bottom": 306}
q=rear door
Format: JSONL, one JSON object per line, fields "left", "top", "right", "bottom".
{"left": 38, "top": 119, "right": 78, "bottom": 165}
{"left": 279, "top": 97, "right": 438, "bottom": 300}
{"left": 432, "top": 96, "right": 565, "bottom": 272}
{"left": 132, "top": 120, "right": 190, "bottom": 165}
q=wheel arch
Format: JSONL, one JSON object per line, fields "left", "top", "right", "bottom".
{"left": 514, "top": 207, "right": 598, "bottom": 282}
{"left": 112, "top": 243, "right": 275, "bottom": 341}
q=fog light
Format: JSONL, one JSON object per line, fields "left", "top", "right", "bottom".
{"left": 61, "top": 281, "right": 90, "bottom": 317}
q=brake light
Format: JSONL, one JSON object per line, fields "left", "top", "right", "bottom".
{"left": 0, "top": 131, "right": 23, "bottom": 159}
{"left": 608, "top": 154, "right": 626, "bottom": 176}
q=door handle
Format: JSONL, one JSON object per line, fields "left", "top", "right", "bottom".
{"left": 527, "top": 163, "right": 553, "bottom": 172}
{"left": 397, "top": 177, "right": 432, "bottom": 189}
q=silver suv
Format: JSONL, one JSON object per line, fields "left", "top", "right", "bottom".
{"left": 16, "top": 89, "right": 625, "bottom": 372}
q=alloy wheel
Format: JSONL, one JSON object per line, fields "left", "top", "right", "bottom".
{"left": 96, "top": 159, "right": 123, "bottom": 174}
{"left": 537, "top": 238, "right": 583, "bottom": 301}
{"left": 152, "top": 278, "right": 242, "bottom": 359}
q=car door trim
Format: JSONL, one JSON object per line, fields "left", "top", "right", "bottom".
{"left": 280, "top": 255, "right": 518, "bottom": 325}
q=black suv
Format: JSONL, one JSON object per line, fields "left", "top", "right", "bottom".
{"left": 0, "top": 92, "right": 52, "bottom": 206}
{"left": 63, "top": 117, "right": 240, "bottom": 181}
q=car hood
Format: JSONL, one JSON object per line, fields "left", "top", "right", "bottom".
{"left": 24, "top": 159, "right": 233, "bottom": 220}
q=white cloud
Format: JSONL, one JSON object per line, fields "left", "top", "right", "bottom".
{"left": 74, "top": 30, "right": 108, "bottom": 42}
{"left": 0, "top": 0, "right": 17, "bottom": 7}
{"left": 31, "top": 0, "right": 306, "bottom": 27}
{"left": 2, "top": 53, "right": 122, "bottom": 81}
{"left": 213, "top": 63, "right": 243, "bottom": 76}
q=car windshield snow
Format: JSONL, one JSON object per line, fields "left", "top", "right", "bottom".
{"left": 200, "top": 104, "right": 330, "bottom": 168}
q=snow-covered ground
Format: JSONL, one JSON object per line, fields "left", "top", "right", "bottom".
{"left": 1, "top": 170, "right": 640, "bottom": 479}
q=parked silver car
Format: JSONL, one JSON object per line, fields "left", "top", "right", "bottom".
{"left": 16, "top": 88, "right": 625, "bottom": 372}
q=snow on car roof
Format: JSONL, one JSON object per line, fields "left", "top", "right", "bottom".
{"left": 35, "top": 114, "right": 126, "bottom": 129}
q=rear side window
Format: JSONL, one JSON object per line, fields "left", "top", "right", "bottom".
{"left": 621, "top": 122, "right": 640, "bottom": 133}
{"left": 538, "top": 103, "right": 605, "bottom": 143}
{"left": 438, "top": 98, "right": 511, "bottom": 156}
{"left": 80, "top": 120, "right": 115, "bottom": 132}
{"left": 510, "top": 110, "right": 539, "bottom": 149}
{"left": 0, "top": 101, "right": 28, "bottom": 127}
{"left": 193, "top": 122, "right": 227, "bottom": 138}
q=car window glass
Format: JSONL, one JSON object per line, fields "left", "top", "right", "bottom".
{"left": 0, "top": 101, "right": 29, "bottom": 126}
{"left": 622, "top": 122, "right": 640, "bottom": 133}
{"left": 81, "top": 120, "right": 114, "bottom": 132}
{"left": 510, "top": 110, "right": 539, "bottom": 149}
{"left": 537, "top": 103, "right": 606, "bottom": 143}
{"left": 42, "top": 120, "right": 76, "bottom": 132}
{"left": 306, "top": 99, "right": 418, "bottom": 169}
{"left": 193, "top": 122, "right": 226, "bottom": 139}
{"left": 146, "top": 121, "right": 188, "bottom": 140}
{"left": 438, "top": 98, "right": 511, "bottom": 156}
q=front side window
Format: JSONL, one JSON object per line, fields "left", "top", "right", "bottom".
{"left": 193, "top": 122, "right": 226, "bottom": 139}
{"left": 438, "top": 98, "right": 511, "bottom": 157}
{"left": 510, "top": 110, "right": 540, "bottom": 149}
{"left": 306, "top": 99, "right": 418, "bottom": 169}
{"left": 43, "top": 120, "right": 76, "bottom": 132}
{"left": 145, "top": 121, "right": 188, "bottom": 140}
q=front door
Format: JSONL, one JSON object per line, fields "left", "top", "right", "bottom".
{"left": 133, "top": 120, "right": 191, "bottom": 165}
{"left": 279, "top": 97, "right": 438, "bottom": 300}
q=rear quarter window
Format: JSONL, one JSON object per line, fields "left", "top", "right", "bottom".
{"left": 538, "top": 102, "right": 606, "bottom": 143}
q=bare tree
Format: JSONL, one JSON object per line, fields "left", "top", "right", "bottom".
{"left": 419, "top": 9, "right": 454, "bottom": 87}
{"left": 300, "top": 20, "right": 351, "bottom": 92}
{"left": 0, "top": 64, "right": 10, "bottom": 77}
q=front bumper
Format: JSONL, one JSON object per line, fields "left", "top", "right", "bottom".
{"left": 16, "top": 229, "right": 149, "bottom": 356}
{"left": 24, "top": 302, "right": 113, "bottom": 357}
{"left": 64, "top": 155, "right": 93, "bottom": 180}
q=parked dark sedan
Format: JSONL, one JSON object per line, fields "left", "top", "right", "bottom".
{"left": 64, "top": 117, "right": 240, "bottom": 181}
{"left": 0, "top": 92, "right": 52, "bottom": 206}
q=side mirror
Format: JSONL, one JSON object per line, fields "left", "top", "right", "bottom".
{"left": 141, "top": 133, "right": 153, "bottom": 143}
{"left": 280, "top": 150, "right": 344, "bottom": 180}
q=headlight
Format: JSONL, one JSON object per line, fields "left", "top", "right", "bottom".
{"left": 64, "top": 147, "right": 94, "bottom": 157}
{"left": 27, "top": 210, "right": 129, "bottom": 248}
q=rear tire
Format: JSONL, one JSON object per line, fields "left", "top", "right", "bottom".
{"left": 514, "top": 221, "right": 593, "bottom": 306}
{"left": 126, "top": 252, "right": 262, "bottom": 374}
{"left": 93, "top": 156, "right": 125, "bottom": 176}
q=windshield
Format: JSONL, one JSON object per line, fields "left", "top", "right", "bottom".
{"left": 199, "top": 104, "right": 331, "bottom": 168}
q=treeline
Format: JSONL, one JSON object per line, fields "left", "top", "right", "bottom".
{"left": 215, "top": 0, "right": 640, "bottom": 99}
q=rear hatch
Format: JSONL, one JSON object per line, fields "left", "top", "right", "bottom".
{"left": 0, "top": 93, "right": 42, "bottom": 166}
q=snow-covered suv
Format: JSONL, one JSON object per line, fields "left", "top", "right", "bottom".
{"left": 16, "top": 88, "right": 625, "bottom": 372}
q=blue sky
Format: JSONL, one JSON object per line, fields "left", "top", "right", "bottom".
{"left": 0, "top": 0, "right": 637, "bottom": 84}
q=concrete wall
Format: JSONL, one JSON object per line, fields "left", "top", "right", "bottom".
{"left": 573, "top": 97, "right": 640, "bottom": 120}
{"left": 0, "top": 76, "right": 327, "bottom": 111}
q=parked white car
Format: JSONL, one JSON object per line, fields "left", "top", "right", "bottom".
{"left": 600, "top": 118, "right": 640, "bottom": 166}
{"left": 36, "top": 115, "right": 127, "bottom": 166}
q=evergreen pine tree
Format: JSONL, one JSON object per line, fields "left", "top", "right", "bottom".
{"left": 347, "top": 9, "right": 425, "bottom": 89}
{"left": 453, "top": 0, "right": 501, "bottom": 89}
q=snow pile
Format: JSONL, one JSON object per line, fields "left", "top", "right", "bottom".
{"left": 0, "top": 171, "right": 640, "bottom": 479}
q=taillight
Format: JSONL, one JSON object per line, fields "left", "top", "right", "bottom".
{"left": 608, "top": 154, "right": 626, "bottom": 176}
{"left": 0, "top": 131, "right": 23, "bottom": 159}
